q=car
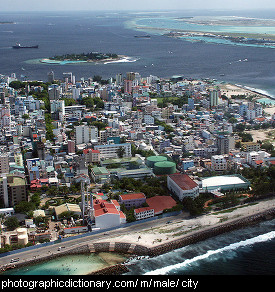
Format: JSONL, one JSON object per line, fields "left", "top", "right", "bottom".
{"left": 10, "top": 258, "right": 19, "bottom": 263}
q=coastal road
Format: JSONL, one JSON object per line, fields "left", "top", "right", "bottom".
{"left": 0, "top": 213, "right": 188, "bottom": 268}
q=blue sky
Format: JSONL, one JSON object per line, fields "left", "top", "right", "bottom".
{"left": 0, "top": 0, "right": 274, "bottom": 11}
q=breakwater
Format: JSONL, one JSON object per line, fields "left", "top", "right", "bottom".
{"left": 2, "top": 207, "right": 275, "bottom": 275}
{"left": 91, "top": 207, "right": 275, "bottom": 274}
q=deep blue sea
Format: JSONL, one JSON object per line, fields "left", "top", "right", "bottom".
{"left": 0, "top": 10, "right": 275, "bottom": 275}
{"left": 0, "top": 9, "right": 275, "bottom": 97}
{"left": 125, "top": 219, "right": 275, "bottom": 275}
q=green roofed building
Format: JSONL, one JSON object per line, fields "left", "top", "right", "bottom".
{"left": 91, "top": 167, "right": 110, "bottom": 184}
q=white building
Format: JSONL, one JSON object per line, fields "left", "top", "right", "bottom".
{"left": 134, "top": 207, "right": 154, "bottom": 220}
{"left": 211, "top": 155, "right": 227, "bottom": 171}
{"left": 94, "top": 143, "right": 131, "bottom": 159}
{"left": 246, "top": 151, "right": 266, "bottom": 165}
{"left": 144, "top": 114, "right": 155, "bottom": 125}
{"left": 75, "top": 125, "right": 98, "bottom": 145}
{"left": 93, "top": 199, "right": 126, "bottom": 229}
{"left": 167, "top": 173, "right": 199, "bottom": 200}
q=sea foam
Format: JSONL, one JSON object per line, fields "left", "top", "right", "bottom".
{"left": 144, "top": 231, "right": 275, "bottom": 275}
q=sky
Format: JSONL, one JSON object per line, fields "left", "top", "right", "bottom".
{"left": 1, "top": 0, "right": 275, "bottom": 12}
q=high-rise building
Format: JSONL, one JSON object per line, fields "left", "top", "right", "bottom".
{"left": 68, "top": 140, "right": 75, "bottom": 154}
{"left": 124, "top": 80, "right": 133, "bottom": 94}
{"left": 0, "top": 154, "right": 9, "bottom": 174}
{"left": 0, "top": 174, "right": 27, "bottom": 207}
{"left": 75, "top": 126, "right": 98, "bottom": 145}
{"left": 47, "top": 70, "right": 54, "bottom": 83}
{"left": 209, "top": 88, "right": 220, "bottom": 108}
{"left": 217, "top": 135, "right": 235, "bottom": 155}
{"left": 48, "top": 84, "right": 62, "bottom": 100}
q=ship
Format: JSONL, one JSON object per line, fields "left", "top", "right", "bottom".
{"left": 134, "top": 35, "right": 151, "bottom": 38}
{"left": 12, "top": 43, "right": 39, "bottom": 49}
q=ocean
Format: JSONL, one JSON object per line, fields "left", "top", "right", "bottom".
{"left": 0, "top": 9, "right": 274, "bottom": 275}
{"left": 1, "top": 9, "right": 275, "bottom": 98}
{"left": 125, "top": 219, "right": 275, "bottom": 275}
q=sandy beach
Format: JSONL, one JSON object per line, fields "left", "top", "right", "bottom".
{"left": 96, "top": 198, "right": 275, "bottom": 249}
{"left": 219, "top": 83, "right": 266, "bottom": 99}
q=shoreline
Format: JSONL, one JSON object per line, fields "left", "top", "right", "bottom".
{"left": 1, "top": 198, "right": 275, "bottom": 275}
{"left": 39, "top": 55, "right": 134, "bottom": 65}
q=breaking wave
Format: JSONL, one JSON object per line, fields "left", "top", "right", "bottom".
{"left": 144, "top": 231, "right": 275, "bottom": 275}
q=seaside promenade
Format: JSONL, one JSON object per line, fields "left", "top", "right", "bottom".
{"left": 1, "top": 197, "right": 275, "bottom": 274}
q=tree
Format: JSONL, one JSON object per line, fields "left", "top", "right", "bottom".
{"left": 14, "top": 201, "right": 35, "bottom": 214}
{"left": 117, "top": 146, "right": 125, "bottom": 158}
{"left": 4, "top": 216, "right": 19, "bottom": 231}
{"left": 261, "top": 142, "right": 274, "bottom": 152}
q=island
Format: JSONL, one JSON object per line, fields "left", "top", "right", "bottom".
{"left": 39, "top": 51, "right": 130, "bottom": 65}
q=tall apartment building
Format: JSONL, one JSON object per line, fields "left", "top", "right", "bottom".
{"left": 217, "top": 135, "right": 235, "bottom": 155}
{"left": 0, "top": 154, "right": 9, "bottom": 174}
{"left": 209, "top": 88, "right": 220, "bottom": 108}
{"left": 48, "top": 84, "right": 62, "bottom": 100}
{"left": 0, "top": 174, "right": 27, "bottom": 207}
{"left": 75, "top": 125, "right": 98, "bottom": 145}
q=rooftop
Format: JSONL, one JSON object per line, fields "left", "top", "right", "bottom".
{"left": 119, "top": 193, "right": 146, "bottom": 201}
{"left": 146, "top": 195, "right": 177, "bottom": 214}
{"left": 168, "top": 173, "right": 198, "bottom": 190}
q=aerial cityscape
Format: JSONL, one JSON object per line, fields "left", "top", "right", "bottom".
{"left": 0, "top": 1, "right": 275, "bottom": 278}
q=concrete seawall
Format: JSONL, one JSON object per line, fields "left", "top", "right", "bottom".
{"left": 90, "top": 207, "right": 275, "bottom": 274}
{"left": 2, "top": 207, "right": 275, "bottom": 274}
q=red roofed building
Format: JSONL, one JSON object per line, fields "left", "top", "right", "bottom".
{"left": 146, "top": 196, "right": 177, "bottom": 215}
{"left": 83, "top": 148, "right": 100, "bottom": 164}
{"left": 93, "top": 199, "right": 126, "bottom": 229}
{"left": 167, "top": 173, "right": 199, "bottom": 200}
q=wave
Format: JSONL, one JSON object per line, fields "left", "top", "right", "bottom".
{"left": 144, "top": 231, "right": 275, "bottom": 275}
{"left": 236, "top": 84, "right": 275, "bottom": 99}
{"left": 103, "top": 56, "right": 139, "bottom": 64}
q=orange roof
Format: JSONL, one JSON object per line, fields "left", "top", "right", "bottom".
{"left": 147, "top": 196, "right": 177, "bottom": 214}
{"left": 119, "top": 193, "right": 146, "bottom": 201}
{"left": 168, "top": 173, "right": 198, "bottom": 190}
{"left": 93, "top": 199, "right": 120, "bottom": 217}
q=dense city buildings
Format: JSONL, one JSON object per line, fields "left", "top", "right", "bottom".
{"left": 0, "top": 69, "right": 274, "bottom": 251}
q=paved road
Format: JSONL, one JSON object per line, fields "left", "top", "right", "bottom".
{"left": 0, "top": 213, "right": 188, "bottom": 268}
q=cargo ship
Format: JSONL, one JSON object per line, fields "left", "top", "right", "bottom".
{"left": 134, "top": 35, "right": 151, "bottom": 38}
{"left": 12, "top": 43, "right": 39, "bottom": 49}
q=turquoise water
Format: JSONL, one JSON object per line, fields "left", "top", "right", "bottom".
{"left": 131, "top": 17, "right": 275, "bottom": 48}
{"left": 135, "top": 17, "right": 275, "bottom": 34}
{"left": 257, "top": 97, "right": 275, "bottom": 105}
{"left": 40, "top": 59, "right": 87, "bottom": 65}
{"left": 2, "top": 253, "right": 127, "bottom": 275}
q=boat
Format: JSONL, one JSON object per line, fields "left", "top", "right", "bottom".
{"left": 134, "top": 35, "right": 151, "bottom": 38}
{"left": 12, "top": 43, "right": 38, "bottom": 49}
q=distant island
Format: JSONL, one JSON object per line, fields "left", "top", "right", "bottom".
{"left": 39, "top": 51, "right": 132, "bottom": 65}
{"left": 49, "top": 52, "right": 119, "bottom": 62}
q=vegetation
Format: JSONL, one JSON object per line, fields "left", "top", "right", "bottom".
{"left": 49, "top": 52, "right": 118, "bottom": 62}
